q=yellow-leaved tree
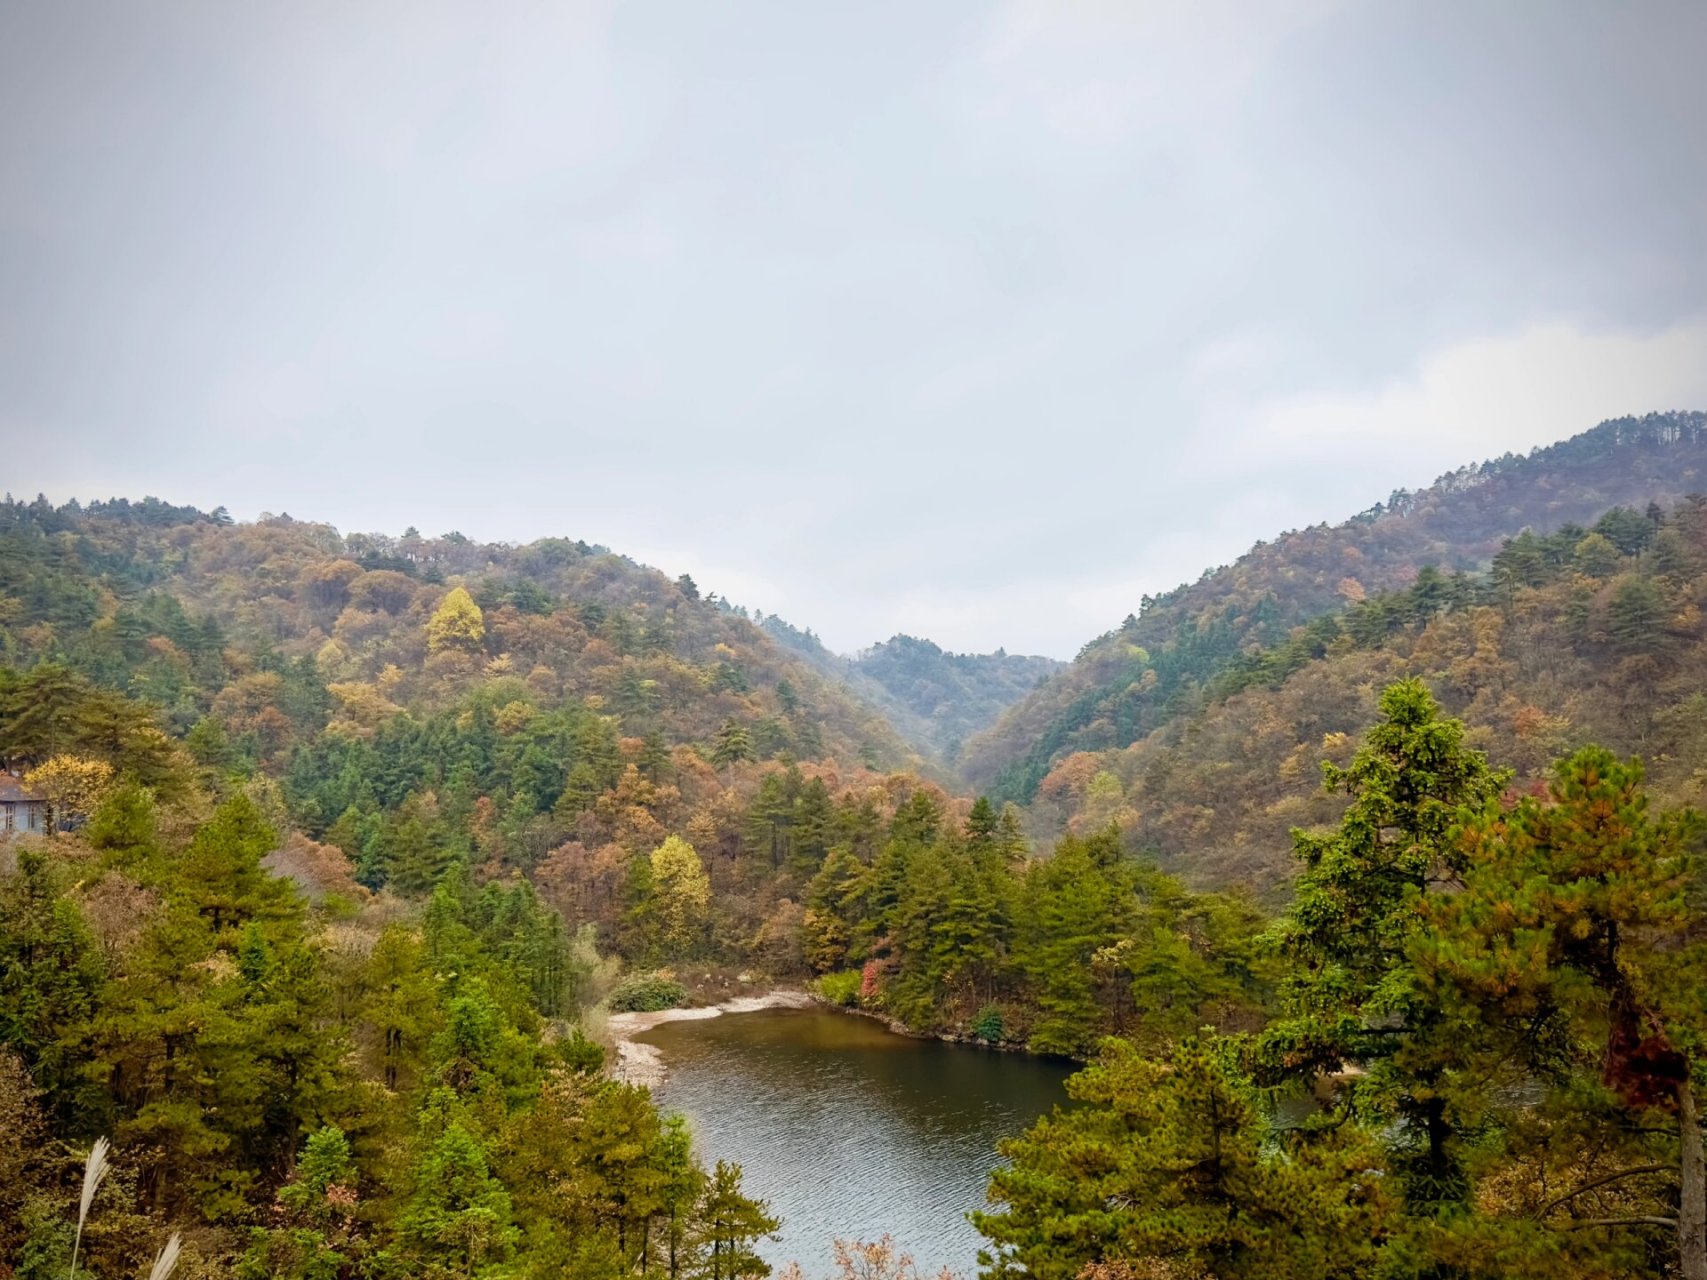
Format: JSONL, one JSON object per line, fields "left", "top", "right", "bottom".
{"left": 649, "top": 835, "right": 710, "bottom": 957}
{"left": 326, "top": 682, "right": 404, "bottom": 737}
{"left": 22, "top": 755, "right": 115, "bottom": 833}
{"left": 426, "top": 586, "right": 485, "bottom": 655}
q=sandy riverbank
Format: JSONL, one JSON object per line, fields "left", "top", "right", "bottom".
{"left": 606, "top": 990, "right": 817, "bottom": 1088}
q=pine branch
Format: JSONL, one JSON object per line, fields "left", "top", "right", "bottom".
{"left": 1537, "top": 1163, "right": 1671, "bottom": 1219}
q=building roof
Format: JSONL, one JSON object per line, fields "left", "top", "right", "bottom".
{"left": 0, "top": 775, "right": 45, "bottom": 803}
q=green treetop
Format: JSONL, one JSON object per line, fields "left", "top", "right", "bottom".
{"left": 977, "top": 1037, "right": 1387, "bottom": 1280}
{"left": 1417, "top": 747, "right": 1707, "bottom": 1280}
{"left": 1257, "top": 678, "right": 1505, "bottom": 1209}
{"left": 711, "top": 719, "right": 754, "bottom": 770}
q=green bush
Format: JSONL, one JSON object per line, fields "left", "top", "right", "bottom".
{"left": 606, "top": 974, "right": 687, "bottom": 1013}
{"left": 972, "top": 1005, "right": 1005, "bottom": 1044}
{"left": 813, "top": 970, "right": 862, "bottom": 1007}
{"left": 556, "top": 1025, "right": 606, "bottom": 1074}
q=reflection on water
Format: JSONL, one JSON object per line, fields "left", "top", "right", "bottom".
{"left": 638, "top": 1008, "right": 1074, "bottom": 1277}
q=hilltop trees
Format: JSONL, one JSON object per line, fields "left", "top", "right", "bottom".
{"left": 962, "top": 487, "right": 1707, "bottom": 894}
{"left": 963, "top": 411, "right": 1707, "bottom": 806}
{"left": 0, "top": 493, "right": 919, "bottom": 809}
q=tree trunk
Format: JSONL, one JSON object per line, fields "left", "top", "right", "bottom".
{"left": 1680, "top": 1084, "right": 1707, "bottom": 1280}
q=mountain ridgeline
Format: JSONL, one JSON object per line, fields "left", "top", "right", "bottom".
{"left": 962, "top": 410, "right": 1707, "bottom": 808}
{"left": 1028, "top": 487, "right": 1707, "bottom": 891}
{"left": 0, "top": 499, "right": 920, "bottom": 780}
{"left": 758, "top": 618, "right": 1062, "bottom": 763}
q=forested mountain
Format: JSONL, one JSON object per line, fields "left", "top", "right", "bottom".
{"left": 0, "top": 497, "right": 918, "bottom": 778}
{"left": 1026, "top": 489, "right": 1707, "bottom": 894}
{"left": 758, "top": 617, "right": 1062, "bottom": 762}
{"left": 0, "top": 492, "right": 1274, "bottom": 1275}
{"left": 963, "top": 410, "right": 1707, "bottom": 804}
{"left": 11, "top": 416, "right": 1707, "bottom": 1280}
{"left": 0, "top": 496, "right": 948, "bottom": 1276}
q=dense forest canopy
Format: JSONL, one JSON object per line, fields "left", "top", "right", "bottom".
{"left": 979, "top": 684, "right": 1707, "bottom": 1280}
{"left": 0, "top": 494, "right": 920, "bottom": 775}
{"left": 0, "top": 488, "right": 1270, "bottom": 1277}
{"left": 1024, "top": 490, "right": 1707, "bottom": 894}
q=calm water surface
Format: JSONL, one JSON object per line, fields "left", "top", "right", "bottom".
{"left": 638, "top": 1008, "right": 1073, "bottom": 1277}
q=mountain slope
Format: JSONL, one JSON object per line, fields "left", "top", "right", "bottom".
{"left": 963, "top": 410, "right": 1707, "bottom": 803}
{"left": 760, "top": 617, "right": 1062, "bottom": 762}
{"left": 0, "top": 497, "right": 920, "bottom": 774}
{"left": 1027, "top": 490, "right": 1707, "bottom": 894}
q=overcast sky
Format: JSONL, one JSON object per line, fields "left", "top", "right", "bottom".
{"left": 4, "top": 2, "right": 1705, "bottom": 657}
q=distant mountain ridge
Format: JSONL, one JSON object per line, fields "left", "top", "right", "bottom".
{"left": 758, "top": 616, "right": 1063, "bottom": 763}
{"left": 962, "top": 410, "right": 1707, "bottom": 803}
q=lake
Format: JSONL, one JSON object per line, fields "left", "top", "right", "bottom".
{"left": 638, "top": 1007, "right": 1074, "bottom": 1277}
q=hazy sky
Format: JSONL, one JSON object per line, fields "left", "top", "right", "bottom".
{"left": 4, "top": 2, "right": 1705, "bottom": 657}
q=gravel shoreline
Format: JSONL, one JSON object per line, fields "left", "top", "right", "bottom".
{"left": 605, "top": 989, "right": 817, "bottom": 1088}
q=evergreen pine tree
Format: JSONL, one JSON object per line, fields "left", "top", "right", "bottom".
{"left": 1257, "top": 678, "right": 1504, "bottom": 1210}
{"left": 696, "top": 1160, "right": 778, "bottom": 1280}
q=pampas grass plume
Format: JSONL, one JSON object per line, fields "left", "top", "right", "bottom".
{"left": 146, "top": 1232, "right": 183, "bottom": 1280}
{"left": 69, "top": 1135, "right": 111, "bottom": 1279}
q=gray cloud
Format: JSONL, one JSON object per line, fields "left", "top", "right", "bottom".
{"left": 4, "top": 0, "right": 1704, "bottom": 656}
